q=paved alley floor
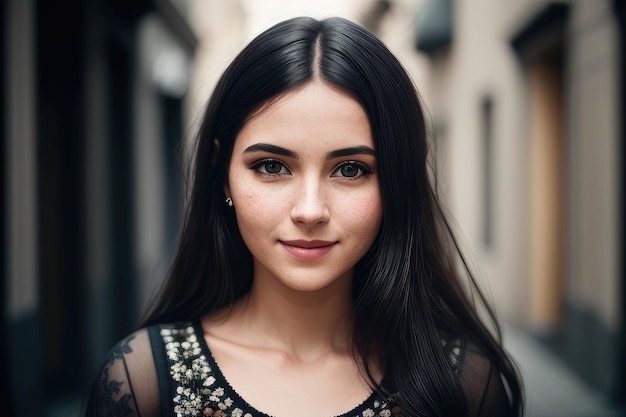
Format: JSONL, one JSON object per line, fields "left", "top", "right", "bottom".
{"left": 504, "top": 325, "right": 624, "bottom": 417}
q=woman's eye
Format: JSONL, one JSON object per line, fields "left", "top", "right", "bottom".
{"left": 253, "top": 159, "right": 290, "bottom": 175}
{"left": 332, "top": 161, "right": 372, "bottom": 179}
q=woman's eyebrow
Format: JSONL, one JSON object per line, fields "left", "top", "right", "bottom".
{"left": 327, "top": 146, "right": 376, "bottom": 159}
{"left": 242, "top": 144, "right": 376, "bottom": 160}
{"left": 243, "top": 143, "right": 297, "bottom": 158}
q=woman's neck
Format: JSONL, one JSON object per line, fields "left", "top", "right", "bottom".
{"left": 209, "top": 274, "right": 355, "bottom": 364}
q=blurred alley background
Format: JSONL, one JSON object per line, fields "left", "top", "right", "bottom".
{"left": 2, "top": 0, "right": 625, "bottom": 415}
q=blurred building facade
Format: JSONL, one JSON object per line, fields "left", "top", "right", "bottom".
{"left": 2, "top": 0, "right": 624, "bottom": 415}
{"left": 410, "top": 0, "right": 624, "bottom": 407}
{"left": 2, "top": 0, "right": 196, "bottom": 414}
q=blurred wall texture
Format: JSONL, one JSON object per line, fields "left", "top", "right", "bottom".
{"left": 1, "top": 0, "right": 624, "bottom": 415}
{"left": 3, "top": 0, "right": 196, "bottom": 414}
{"left": 410, "top": 0, "right": 625, "bottom": 404}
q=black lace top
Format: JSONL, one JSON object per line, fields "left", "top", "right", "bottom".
{"left": 86, "top": 322, "right": 508, "bottom": 417}
{"left": 87, "top": 322, "right": 402, "bottom": 417}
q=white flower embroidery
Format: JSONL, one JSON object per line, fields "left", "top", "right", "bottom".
{"left": 363, "top": 408, "right": 376, "bottom": 417}
{"left": 163, "top": 323, "right": 394, "bottom": 417}
{"left": 164, "top": 325, "right": 217, "bottom": 416}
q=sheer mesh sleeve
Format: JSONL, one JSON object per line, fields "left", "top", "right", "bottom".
{"left": 85, "top": 328, "right": 162, "bottom": 417}
{"left": 460, "top": 347, "right": 510, "bottom": 417}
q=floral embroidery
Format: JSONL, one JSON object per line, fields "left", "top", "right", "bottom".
{"left": 162, "top": 324, "right": 237, "bottom": 417}
{"left": 362, "top": 408, "right": 376, "bottom": 417}
{"left": 160, "top": 322, "right": 402, "bottom": 417}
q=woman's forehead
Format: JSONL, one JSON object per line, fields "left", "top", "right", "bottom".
{"left": 233, "top": 81, "right": 374, "bottom": 154}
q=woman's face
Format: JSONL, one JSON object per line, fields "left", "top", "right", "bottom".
{"left": 226, "top": 81, "right": 383, "bottom": 293}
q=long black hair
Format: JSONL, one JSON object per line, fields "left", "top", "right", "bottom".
{"left": 140, "top": 16, "right": 523, "bottom": 417}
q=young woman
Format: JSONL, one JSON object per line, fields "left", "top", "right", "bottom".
{"left": 87, "top": 16, "right": 523, "bottom": 417}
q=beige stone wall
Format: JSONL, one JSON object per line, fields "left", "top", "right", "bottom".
{"left": 414, "top": 0, "right": 622, "bottom": 331}
{"left": 416, "top": 0, "right": 533, "bottom": 323}
{"left": 566, "top": 1, "right": 621, "bottom": 330}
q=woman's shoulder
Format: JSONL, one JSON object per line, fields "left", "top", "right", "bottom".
{"left": 456, "top": 340, "right": 512, "bottom": 417}
{"left": 97, "top": 325, "right": 164, "bottom": 376}
{"left": 107, "top": 327, "right": 153, "bottom": 361}
{"left": 86, "top": 322, "right": 197, "bottom": 417}
{"left": 437, "top": 330, "right": 513, "bottom": 416}
{"left": 85, "top": 328, "right": 155, "bottom": 416}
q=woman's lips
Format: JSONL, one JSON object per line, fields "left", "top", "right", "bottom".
{"left": 280, "top": 240, "right": 336, "bottom": 260}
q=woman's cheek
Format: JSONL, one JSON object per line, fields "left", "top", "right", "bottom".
{"left": 339, "top": 194, "right": 382, "bottom": 234}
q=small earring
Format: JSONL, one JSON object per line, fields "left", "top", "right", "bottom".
{"left": 225, "top": 197, "right": 233, "bottom": 207}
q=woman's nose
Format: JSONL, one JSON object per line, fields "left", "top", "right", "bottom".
{"left": 290, "top": 178, "right": 330, "bottom": 227}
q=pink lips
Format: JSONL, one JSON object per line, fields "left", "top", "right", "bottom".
{"left": 280, "top": 240, "right": 336, "bottom": 260}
